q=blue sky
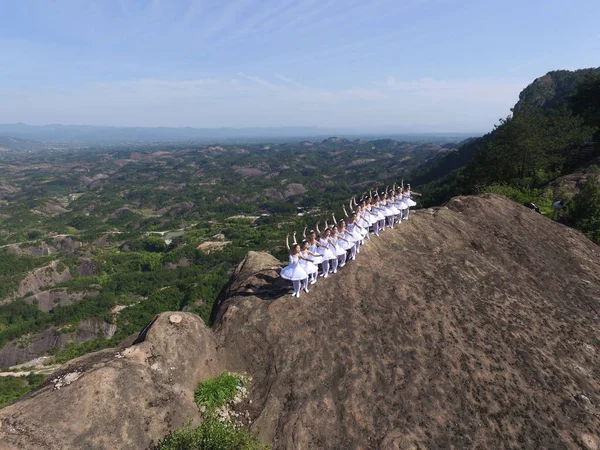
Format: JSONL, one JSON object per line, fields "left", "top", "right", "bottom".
{"left": 0, "top": 0, "right": 598, "bottom": 131}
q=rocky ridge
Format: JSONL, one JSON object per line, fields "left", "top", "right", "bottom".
{"left": 2, "top": 195, "right": 600, "bottom": 449}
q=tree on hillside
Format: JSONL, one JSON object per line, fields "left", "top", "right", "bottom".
{"left": 566, "top": 166, "right": 600, "bottom": 244}
{"left": 463, "top": 108, "right": 594, "bottom": 190}
{"left": 570, "top": 73, "right": 600, "bottom": 128}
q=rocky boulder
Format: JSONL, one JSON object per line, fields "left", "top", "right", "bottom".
{"left": 0, "top": 313, "right": 223, "bottom": 449}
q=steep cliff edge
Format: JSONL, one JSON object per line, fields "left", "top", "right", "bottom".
{"left": 2, "top": 194, "right": 600, "bottom": 449}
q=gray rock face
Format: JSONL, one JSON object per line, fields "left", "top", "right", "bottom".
{"left": 17, "top": 260, "right": 72, "bottom": 298}
{"left": 0, "top": 313, "right": 223, "bottom": 449}
{"left": 0, "top": 318, "right": 114, "bottom": 367}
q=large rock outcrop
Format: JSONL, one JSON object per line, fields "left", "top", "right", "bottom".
{"left": 2, "top": 194, "right": 600, "bottom": 449}
{"left": 0, "top": 313, "right": 223, "bottom": 449}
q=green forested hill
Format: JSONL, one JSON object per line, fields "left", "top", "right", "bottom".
{"left": 513, "top": 68, "right": 600, "bottom": 114}
{"left": 413, "top": 68, "right": 600, "bottom": 211}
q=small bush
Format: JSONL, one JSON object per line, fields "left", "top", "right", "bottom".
{"left": 157, "top": 413, "right": 267, "bottom": 450}
{"left": 194, "top": 372, "right": 241, "bottom": 410}
{"left": 157, "top": 372, "right": 268, "bottom": 450}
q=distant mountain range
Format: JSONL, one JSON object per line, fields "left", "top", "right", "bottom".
{"left": 0, "top": 123, "right": 476, "bottom": 146}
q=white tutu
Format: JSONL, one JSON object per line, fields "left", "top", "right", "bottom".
{"left": 305, "top": 252, "right": 323, "bottom": 265}
{"left": 317, "top": 245, "right": 336, "bottom": 260}
{"left": 281, "top": 255, "right": 308, "bottom": 281}
{"left": 389, "top": 205, "right": 401, "bottom": 215}
{"left": 404, "top": 198, "right": 417, "bottom": 207}
{"left": 334, "top": 242, "right": 347, "bottom": 256}
{"left": 356, "top": 215, "right": 370, "bottom": 228}
{"left": 336, "top": 237, "right": 353, "bottom": 251}
{"left": 396, "top": 201, "right": 408, "bottom": 210}
{"left": 299, "top": 258, "right": 318, "bottom": 275}
{"left": 342, "top": 229, "right": 360, "bottom": 242}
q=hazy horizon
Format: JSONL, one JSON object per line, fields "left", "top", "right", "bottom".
{"left": 1, "top": 0, "right": 599, "bottom": 132}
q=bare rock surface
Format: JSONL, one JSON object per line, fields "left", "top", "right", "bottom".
{"left": 25, "top": 288, "right": 96, "bottom": 312}
{"left": 17, "top": 260, "right": 72, "bottom": 298}
{"left": 0, "top": 313, "right": 223, "bottom": 449}
{"left": 2, "top": 195, "right": 600, "bottom": 449}
{"left": 215, "top": 194, "right": 600, "bottom": 449}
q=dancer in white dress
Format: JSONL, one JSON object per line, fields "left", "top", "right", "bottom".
{"left": 381, "top": 191, "right": 397, "bottom": 229}
{"left": 299, "top": 239, "right": 321, "bottom": 286}
{"left": 330, "top": 226, "right": 351, "bottom": 269}
{"left": 337, "top": 217, "right": 361, "bottom": 261}
{"left": 393, "top": 185, "right": 408, "bottom": 223}
{"left": 349, "top": 198, "right": 371, "bottom": 240}
{"left": 315, "top": 223, "right": 337, "bottom": 278}
{"left": 371, "top": 196, "right": 387, "bottom": 233}
{"left": 402, "top": 183, "right": 421, "bottom": 220}
{"left": 364, "top": 198, "right": 381, "bottom": 236}
{"left": 280, "top": 234, "right": 310, "bottom": 298}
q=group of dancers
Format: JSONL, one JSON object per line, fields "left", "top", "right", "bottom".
{"left": 280, "top": 183, "right": 421, "bottom": 297}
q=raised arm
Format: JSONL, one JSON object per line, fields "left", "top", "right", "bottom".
{"left": 315, "top": 222, "right": 321, "bottom": 234}
{"left": 285, "top": 233, "right": 290, "bottom": 251}
{"left": 303, "top": 226, "right": 307, "bottom": 239}
{"left": 342, "top": 204, "right": 349, "bottom": 218}
{"left": 332, "top": 212, "right": 338, "bottom": 225}
{"left": 292, "top": 230, "right": 297, "bottom": 244}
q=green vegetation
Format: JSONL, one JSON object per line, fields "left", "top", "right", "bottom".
{"left": 157, "top": 372, "right": 268, "bottom": 450}
{"left": 194, "top": 372, "right": 241, "bottom": 410}
{"left": 0, "top": 374, "right": 45, "bottom": 408}
{"left": 566, "top": 166, "right": 600, "bottom": 243}
{"left": 475, "top": 184, "right": 554, "bottom": 215}
{"left": 156, "top": 416, "right": 267, "bottom": 450}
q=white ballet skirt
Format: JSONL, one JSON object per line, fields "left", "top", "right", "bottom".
{"left": 388, "top": 202, "right": 401, "bottom": 215}
{"left": 366, "top": 209, "right": 378, "bottom": 224}
{"left": 348, "top": 223, "right": 367, "bottom": 239}
{"left": 356, "top": 215, "right": 370, "bottom": 232}
{"left": 281, "top": 255, "right": 308, "bottom": 281}
{"left": 403, "top": 196, "right": 417, "bottom": 207}
{"left": 395, "top": 196, "right": 408, "bottom": 210}
{"left": 304, "top": 246, "right": 323, "bottom": 265}
{"left": 332, "top": 238, "right": 348, "bottom": 255}
{"left": 383, "top": 204, "right": 394, "bottom": 216}
{"left": 299, "top": 254, "right": 318, "bottom": 275}
{"left": 342, "top": 227, "right": 360, "bottom": 242}
{"left": 316, "top": 238, "right": 336, "bottom": 260}
{"left": 374, "top": 208, "right": 386, "bottom": 221}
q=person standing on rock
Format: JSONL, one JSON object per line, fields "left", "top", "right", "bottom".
{"left": 402, "top": 183, "right": 421, "bottom": 220}
{"left": 393, "top": 186, "right": 409, "bottom": 223}
{"left": 314, "top": 223, "right": 338, "bottom": 277}
{"left": 329, "top": 225, "right": 351, "bottom": 269}
{"left": 350, "top": 199, "right": 372, "bottom": 241}
{"left": 299, "top": 239, "right": 321, "bottom": 287}
{"left": 281, "top": 233, "right": 310, "bottom": 298}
